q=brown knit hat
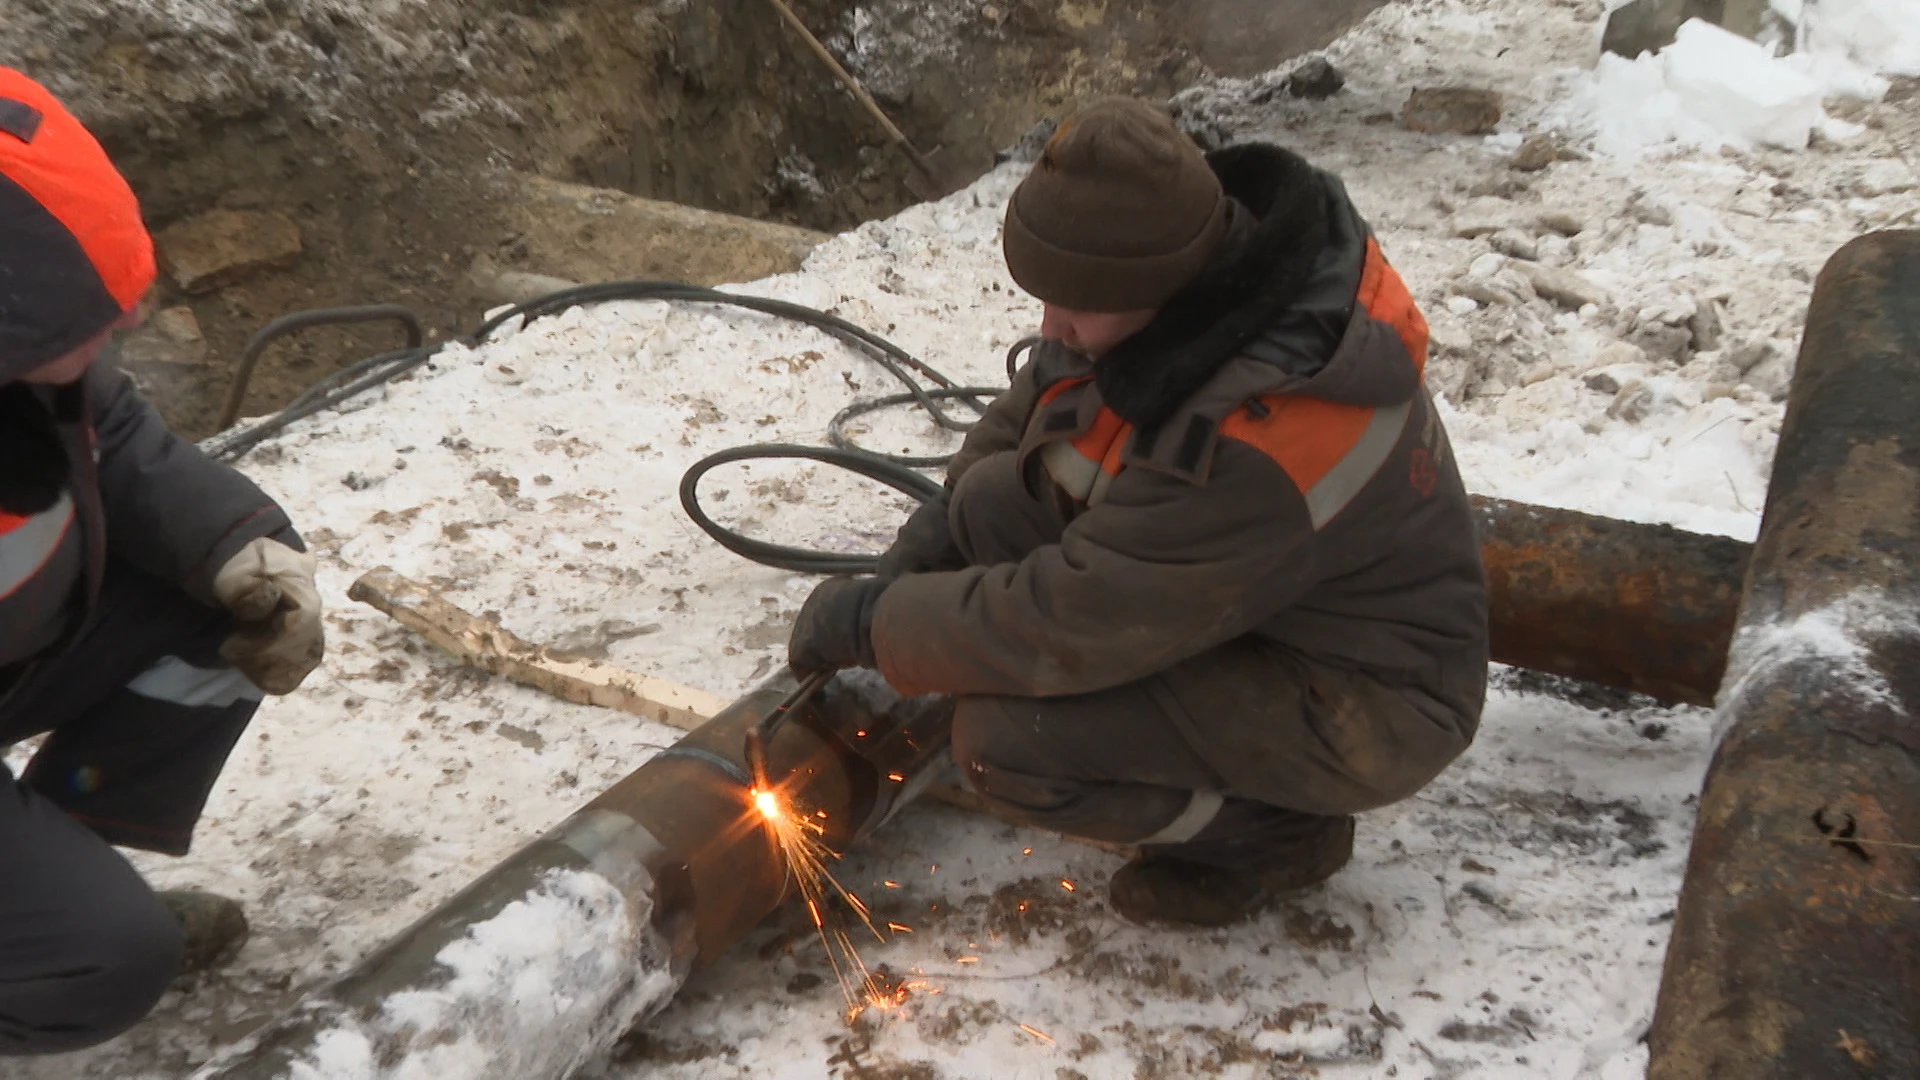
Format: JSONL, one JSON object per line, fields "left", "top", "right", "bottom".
{"left": 1002, "top": 98, "right": 1229, "bottom": 313}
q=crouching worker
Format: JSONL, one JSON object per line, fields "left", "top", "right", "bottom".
{"left": 789, "top": 98, "right": 1488, "bottom": 927}
{"left": 1, "top": 68, "right": 324, "bottom": 1054}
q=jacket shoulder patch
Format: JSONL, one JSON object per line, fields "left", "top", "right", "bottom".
{"left": 1220, "top": 394, "right": 1412, "bottom": 528}
{"left": 0, "top": 98, "right": 42, "bottom": 143}
{"left": 1357, "top": 237, "right": 1429, "bottom": 376}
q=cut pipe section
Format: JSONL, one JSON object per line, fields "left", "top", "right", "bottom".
{"left": 191, "top": 671, "right": 952, "bottom": 1080}
{"left": 1647, "top": 230, "right": 1920, "bottom": 1078}
{"left": 1474, "top": 495, "right": 1749, "bottom": 705}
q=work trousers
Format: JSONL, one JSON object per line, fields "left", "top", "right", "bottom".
{"left": 0, "top": 566, "right": 262, "bottom": 1056}
{"left": 944, "top": 453, "right": 1473, "bottom": 869}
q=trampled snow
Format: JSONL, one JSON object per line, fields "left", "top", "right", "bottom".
{"left": 15, "top": 0, "right": 1919, "bottom": 1078}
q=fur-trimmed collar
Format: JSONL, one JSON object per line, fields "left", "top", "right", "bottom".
{"left": 1092, "top": 143, "right": 1332, "bottom": 433}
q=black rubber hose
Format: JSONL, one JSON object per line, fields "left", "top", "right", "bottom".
{"left": 209, "top": 277, "right": 1035, "bottom": 577}
{"left": 678, "top": 443, "right": 945, "bottom": 575}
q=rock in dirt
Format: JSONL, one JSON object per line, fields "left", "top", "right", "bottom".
{"left": 1285, "top": 56, "right": 1345, "bottom": 99}
{"left": 1689, "top": 296, "right": 1725, "bottom": 352}
{"left": 1535, "top": 209, "right": 1587, "bottom": 236}
{"left": 1513, "top": 262, "right": 1608, "bottom": 310}
{"left": 1451, "top": 197, "right": 1524, "bottom": 239}
{"left": 1607, "top": 378, "right": 1659, "bottom": 422}
{"left": 1402, "top": 87, "right": 1503, "bottom": 135}
{"left": 1509, "top": 133, "right": 1566, "bottom": 172}
{"left": 1488, "top": 229, "right": 1539, "bottom": 260}
{"left": 155, "top": 209, "right": 303, "bottom": 294}
{"left": 117, "top": 306, "right": 211, "bottom": 408}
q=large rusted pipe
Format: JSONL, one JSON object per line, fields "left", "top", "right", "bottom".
{"left": 191, "top": 672, "right": 951, "bottom": 1080}
{"left": 1648, "top": 230, "right": 1920, "bottom": 1078}
{"left": 1475, "top": 496, "right": 1748, "bottom": 705}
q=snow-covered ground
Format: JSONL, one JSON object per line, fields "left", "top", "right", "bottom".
{"left": 16, "top": 0, "right": 1920, "bottom": 1077}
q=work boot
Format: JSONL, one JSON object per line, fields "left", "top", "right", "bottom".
{"left": 158, "top": 890, "right": 250, "bottom": 975}
{"left": 1107, "top": 815, "right": 1355, "bottom": 927}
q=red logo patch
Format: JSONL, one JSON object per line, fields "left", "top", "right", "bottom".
{"left": 1409, "top": 448, "right": 1437, "bottom": 497}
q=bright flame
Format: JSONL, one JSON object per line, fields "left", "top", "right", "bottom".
{"left": 748, "top": 785, "right": 897, "bottom": 1018}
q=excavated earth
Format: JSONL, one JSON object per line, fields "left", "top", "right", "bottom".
{"left": 0, "top": 0, "right": 1385, "bottom": 438}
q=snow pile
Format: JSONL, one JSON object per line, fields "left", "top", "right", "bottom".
{"left": 1580, "top": 20, "right": 1837, "bottom": 154}
{"left": 1784, "top": 0, "right": 1920, "bottom": 79}
{"left": 200, "top": 870, "right": 679, "bottom": 1080}
{"left": 1566, "top": 0, "right": 1920, "bottom": 156}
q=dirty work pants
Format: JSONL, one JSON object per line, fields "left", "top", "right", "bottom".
{"left": 0, "top": 566, "right": 262, "bottom": 1056}
{"left": 944, "top": 452, "right": 1473, "bottom": 870}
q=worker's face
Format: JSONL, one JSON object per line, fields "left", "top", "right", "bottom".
{"left": 1040, "top": 304, "right": 1158, "bottom": 360}
{"left": 15, "top": 306, "right": 143, "bottom": 386}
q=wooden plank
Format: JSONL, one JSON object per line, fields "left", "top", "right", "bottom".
{"left": 347, "top": 566, "right": 729, "bottom": 732}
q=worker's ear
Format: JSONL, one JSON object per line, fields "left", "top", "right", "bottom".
{"left": 0, "top": 382, "right": 69, "bottom": 516}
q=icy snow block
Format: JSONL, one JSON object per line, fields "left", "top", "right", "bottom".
{"left": 1661, "top": 19, "right": 1824, "bottom": 149}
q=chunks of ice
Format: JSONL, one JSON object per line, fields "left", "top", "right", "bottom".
{"left": 1662, "top": 19, "right": 1824, "bottom": 150}
{"left": 1581, "top": 18, "right": 1828, "bottom": 154}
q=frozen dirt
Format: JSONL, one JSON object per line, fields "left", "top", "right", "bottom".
{"left": 13, "top": 0, "right": 1920, "bottom": 1077}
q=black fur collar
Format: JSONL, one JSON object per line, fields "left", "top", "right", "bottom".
{"left": 1093, "top": 143, "right": 1332, "bottom": 433}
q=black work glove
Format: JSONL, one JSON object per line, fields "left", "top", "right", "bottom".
{"left": 789, "top": 576, "right": 888, "bottom": 675}
{"left": 874, "top": 491, "right": 966, "bottom": 580}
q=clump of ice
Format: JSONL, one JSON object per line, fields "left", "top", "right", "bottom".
{"left": 1782, "top": 0, "right": 1920, "bottom": 78}
{"left": 201, "top": 870, "right": 680, "bottom": 1080}
{"left": 1578, "top": 19, "right": 1831, "bottom": 154}
{"left": 1714, "top": 591, "right": 1920, "bottom": 745}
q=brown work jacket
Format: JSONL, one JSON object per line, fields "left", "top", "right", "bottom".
{"left": 872, "top": 143, "right": 1489, "bottom": 734}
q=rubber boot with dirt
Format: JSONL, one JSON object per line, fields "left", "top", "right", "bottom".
{"left": 158, "top": 890, "right": 250, "bottom": 975}
{"left": 1108, "top": 815, "right": 1355, "bottom": 927}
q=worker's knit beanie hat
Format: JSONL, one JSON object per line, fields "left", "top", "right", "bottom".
{"left": 1002, "top": 98, "right": 1229, "bottom": 313}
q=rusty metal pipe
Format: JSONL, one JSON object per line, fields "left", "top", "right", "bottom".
{"left": 1474, "top": 496, "right": 1749, "bottom": 705}
{"left": 1647, "top": 230, "right": 1920, "bottom": 1078}
{"left": 191, "top": 671, "right": 952, "bottom": 1080}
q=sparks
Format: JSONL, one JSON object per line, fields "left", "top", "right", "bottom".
{"left": 1022, "top": 847, "right": 1033, "bottom": 856}
{"left": 883, "top": 880, "right": 900, "bottom": 889}
{"left": 956, "top": 956, "right": 979, "bottom": 964}
{"left": 1060, "top": 879, "right": 1076, "bottom": 892}
{"left": 746, "top": 785, "right": 892, "bottom": 1017}
{"left": 1018, "top": 1023, "right": 1055, "bottom": 1045}
{"left": 887, "top": 772, "right": 905, "bottom": 782}
{"left": 887, "top": 921, "right": 913, "bottom": 933}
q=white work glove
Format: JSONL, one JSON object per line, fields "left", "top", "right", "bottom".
{"left": 212, "top": 537, "right": 325, "bottom": 695}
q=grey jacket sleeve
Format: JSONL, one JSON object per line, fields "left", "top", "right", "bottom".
{"left": 874, "top": 362, "right": 1042, "bottom": 578}
{"left": 870, "top": 441, "right": 1320, "bottom": 698}
{"left": 944, "top": 360, "right": 1041, "bottom": 485}
{"left": 88, "top": 360, "right": 299, "bottom": 606}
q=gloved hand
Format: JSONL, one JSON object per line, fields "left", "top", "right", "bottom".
{"left": 874, "top": 492, "right": 966, "bottom": 580}
{"left": 788, "top": 576, "right": 887, "bottom": 675}
{"left": 212, "top": 537, "right": 325, "bottom": 694}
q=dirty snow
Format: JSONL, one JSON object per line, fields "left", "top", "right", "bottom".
{"left": 17, "top": 0, "right": 1920, "bottom": 1078}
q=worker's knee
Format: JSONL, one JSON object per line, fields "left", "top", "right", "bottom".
{"left": 952, "top": 697, "right": 1075, "bottom": 814}
{"left": 0, "top": 886, "right": 183, "bottom": 1055}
